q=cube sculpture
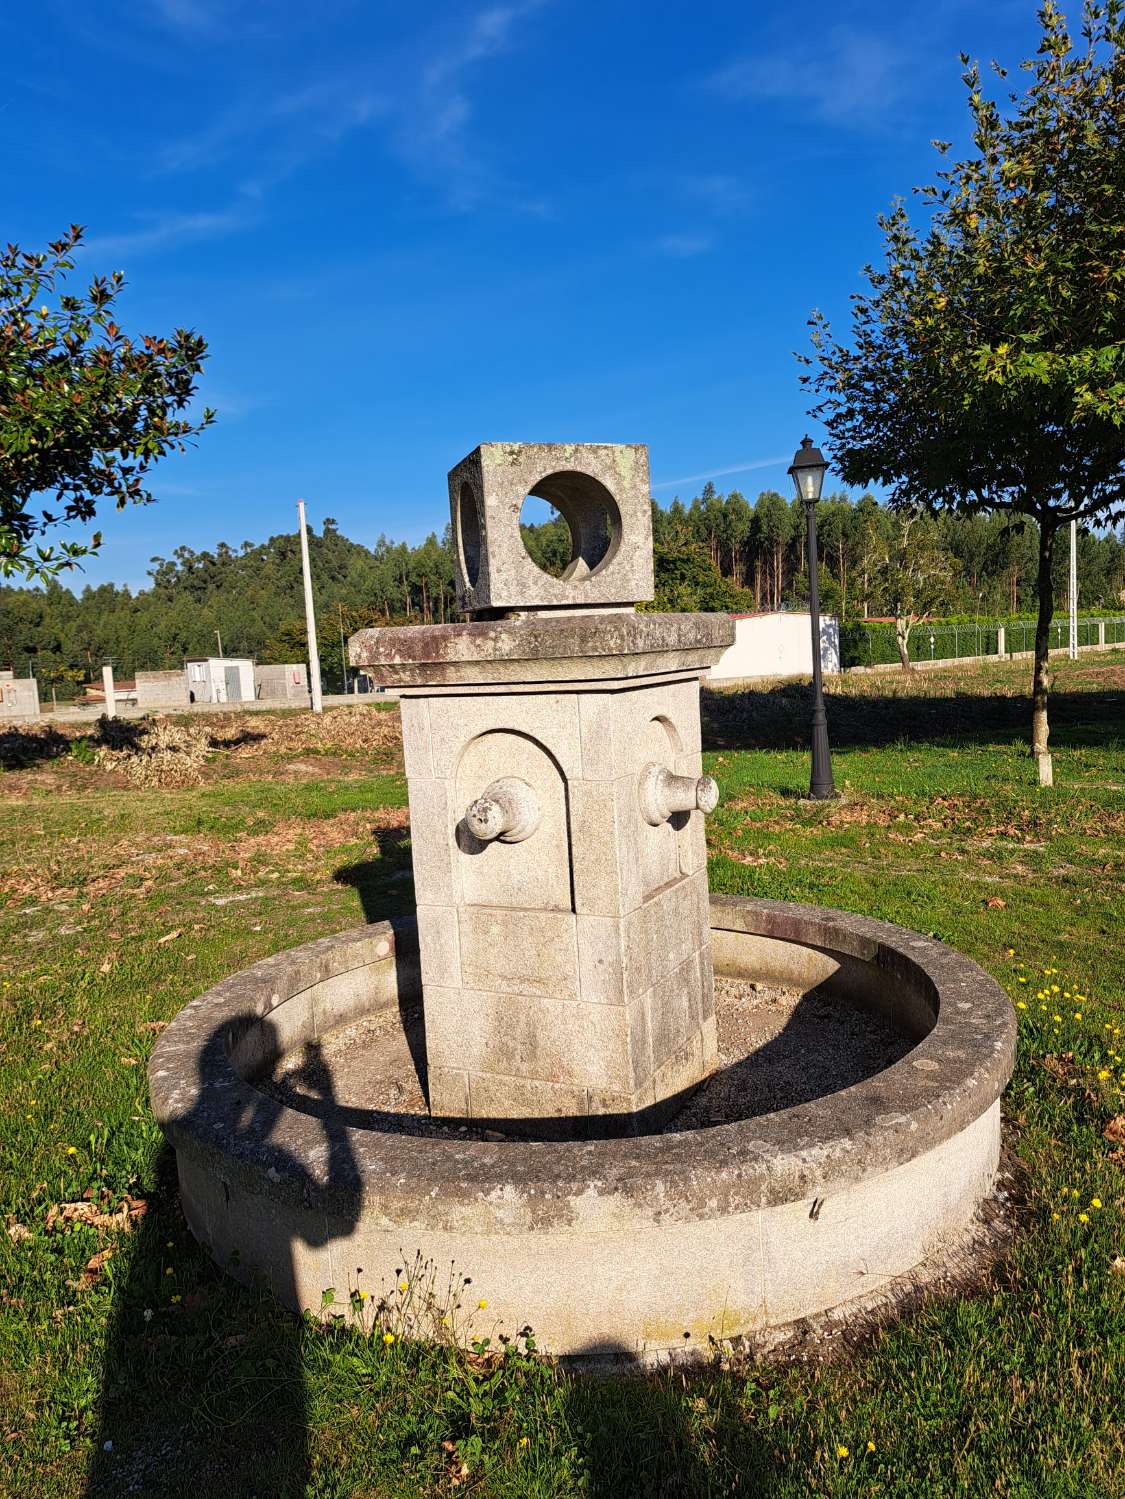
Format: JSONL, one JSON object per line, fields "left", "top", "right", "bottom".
{"left": 350, "top": 442, "right": 734, "bottom": 1137}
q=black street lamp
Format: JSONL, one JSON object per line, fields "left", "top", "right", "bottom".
{"left": 788, "top": 436, "right": 836, "bottom": 800}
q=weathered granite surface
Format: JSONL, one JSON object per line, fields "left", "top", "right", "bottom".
{"left": 148, "top": 897, "right": 1015, "bottom": 1357}
{"left": 449, "top": 442, "right": 654, "bottom": 613}
{"left": 349, "top": 610, "right": 734, "bottom": 687}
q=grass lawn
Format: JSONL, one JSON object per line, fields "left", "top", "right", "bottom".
{"left": 1, "top": 660, "right": 1122, "bottom": 1498}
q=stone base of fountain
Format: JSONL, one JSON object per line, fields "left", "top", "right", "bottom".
{"left": 149, "top": 895, "right": 1014, "bottom": 1362}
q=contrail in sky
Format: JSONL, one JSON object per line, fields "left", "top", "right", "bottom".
{"left": 651, "top": 455, "right": 787, "bottom": 490}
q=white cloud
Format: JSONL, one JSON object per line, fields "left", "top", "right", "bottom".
{"left": 88, "top": 3, "right": 551, "bottom": 262}
{"left": 390, "top": 0, "right": 550, "bottom": 211}
{"left": 710, "top": 28, "right": 911, "bottom": 128}
{"left": 681, "top": 173, "right": 752, "bottom": 215}
{"left": 81, "top": 205, "right": 257, "bottom": 258}
{"left": 654, "top": 233, "right": 714, "bottom": 258}
{"left": 652, "top": 456, "right": 787, "bottom": 490}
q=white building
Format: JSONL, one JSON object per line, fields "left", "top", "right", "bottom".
{"left": 706, "top": 612, "right": 840, "bottom": 684}
{"left": 184, "top": 657, "right": 255, "bottom": 704}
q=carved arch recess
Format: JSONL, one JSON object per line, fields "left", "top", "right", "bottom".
{"left": 455, "top": 730, "right": 573, "bottom": 912}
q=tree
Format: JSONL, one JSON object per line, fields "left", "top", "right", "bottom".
{"left": 646, "top": 539, "right": 747, "bottom": 612}
{"left": 1, "top": 226, "right": 214, "bottom": 581}
{"left": 867, "top": 508, "right": 955, "bottom": 668}
{"left": 801, "top": 2, "right": 1125, "bottom": 767}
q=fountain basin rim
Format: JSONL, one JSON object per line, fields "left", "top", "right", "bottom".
{"left": 148, "top": 896, "right": 1015, "bottom": 1233}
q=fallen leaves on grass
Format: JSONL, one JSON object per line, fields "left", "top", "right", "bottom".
{"left": 985, "top": 896, "right": 1008, "bottom": 910}
{"left": 6, "top": 1218, "right": 31, "bottom": 1244}
{"left": 1103, "top": 1115, "right": 1125, "bottom": 1144}
{"left": 79, "top": 1248, "right": 114, "bottom": 1287}
{"left": 45, "top": 1197, "right": 147, "bottom": 1234}
{"left": 156, "top": 929, "right": 182, "bottom": 945}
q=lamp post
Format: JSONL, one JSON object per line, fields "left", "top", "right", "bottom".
{"left": 788, "top": 436, "right": 836, "bottom": 799}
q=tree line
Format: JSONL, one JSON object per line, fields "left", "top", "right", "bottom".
{"left": 1, "top": 493, "right": 1121, "bottom": 697}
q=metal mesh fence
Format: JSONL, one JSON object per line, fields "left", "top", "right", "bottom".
{"left": 855, "top": 617, "right": 1125, "bottom": 667}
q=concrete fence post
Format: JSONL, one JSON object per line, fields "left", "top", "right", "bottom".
{"left": 101, "top": 664, "right": 116, "bottom": 718}
{"left": 1099, "top": 620, "right": 1106, "bottom": 647}
{"left": 997, "top": 625, "right": 1005, "bottom": 658}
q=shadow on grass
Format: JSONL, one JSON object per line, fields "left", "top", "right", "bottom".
{"left": 563, "top": 1348, "right": 783, "bottom": 1497}
{"left": 86, "top": 1015, "right": 361, "bottom": 1499}
{"left": 702, "top": 679, "right": 1125, "bottom": 753}
{"left": 333, "top": 820, "right": 416, "bottom": 923}
{"left": 0, "top": 724, "right": 73, "bottom": 769}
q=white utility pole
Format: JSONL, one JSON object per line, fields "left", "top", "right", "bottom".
{"left": 1068, "top": 519, "right": 1078, "bottom": 660}
{"left": 101, "top": 663, "right": 116, "bottom": 719}
{"left": 297, "top": 498, "right": 323, "bottom": 713}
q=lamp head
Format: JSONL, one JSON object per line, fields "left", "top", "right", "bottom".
{"left": 788, "top": 435, "right": 828, "bottom": 505}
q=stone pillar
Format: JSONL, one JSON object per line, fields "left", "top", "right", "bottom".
{"left": 996, "top": 625, "right": 1005, "bottom": 658}
{"left": 102, "top": 664, "right": 116, "bottom": 718}
{"left": 351, "top": 443, "right": 733, "bottom": 1138}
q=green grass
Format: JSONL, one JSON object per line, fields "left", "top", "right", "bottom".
{"left": 1, "top": 661, "right": 1123, "bottom": 1497}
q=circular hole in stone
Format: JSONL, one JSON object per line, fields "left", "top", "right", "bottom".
{"left": 518, "top": 471, "right": 621, "bottom": 582}
{"left": 458, "top": 481, "right": 482, "bottom": 587}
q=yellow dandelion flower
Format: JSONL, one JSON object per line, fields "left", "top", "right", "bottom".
{"left": 170, "top": 1294, "right": 181, "bottom": 1303}
{"left": 1006, "top": 949, "right": 1015, "bottom": 956}
{"left": 478, "top": 1298, "right": 488, "bottom": 1309}
{"left": 836, "top": 1445, "right": 849, "bottom": 1459}
{"left": 399, "top": 1280, "right": 408, "bottom": 1292}
{"left": 1091, "top": 1198, "right": 1102, "bottom": 1210}
{"left": 519, "top": 1437, "right": 530, "bottom": 1448}
{"left": 32, "top": 1018, "right": 41, "bottom": 1027}
{"left": 357, "top": 1290, "right": 367, "bottom": 1302}
{"left": 1078, "top": 1212, "right": 1089, "bottom": 1224}
{"left": 383, "top": 1331, "right": 395, "bottom": 1345}
{"left": 1071, "top": 1189, "right": 1079, "bottom": 1198}
{"left": 66, "top": 1146, "right": 77, "bottom": 1155}
{"left": 1017, "top": 976, "right": 1026, "bottom": 984}
{"left": 1016, "top": 1001, "right": 1027, "bottom": 1010}
{"left": 867, "top": 1441, "right": 876, "bottom": 1453}
{"left": 1074, "top": 1012, "right": 1082, "bottom": 1021}
{"left": 1051, "top": 984, "right": 1060, "bottom": 994}
{"left": 165, "top": 1267, "right": 173, "bottom": 1276}
{"left": 1053, "top": 1014, "right": 1062, "bottom": 1023}
{"left": 1099, "top": 1070, "right": 1111, "bottom": 1080}
{"left": 1051, "top": 1212, "right": 1060, "bottom": 1222}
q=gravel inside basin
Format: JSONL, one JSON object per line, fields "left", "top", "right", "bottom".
{"left": 256, "top": 974, "right": 913, "bottom": 1140}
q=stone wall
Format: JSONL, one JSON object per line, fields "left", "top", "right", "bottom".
{"left": 0, "top": 672, "right": 40, "bottom": 719}
{"left": 254, "top": 663, "right": 309, "bottom": 702}
{"left": 136, "top": 670, "right": 190, "bottom": 709}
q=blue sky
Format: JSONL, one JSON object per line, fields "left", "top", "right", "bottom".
{"left": 8, "top": 0, "right": 1045, "bottom": 589}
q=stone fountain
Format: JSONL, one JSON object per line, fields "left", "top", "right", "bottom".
{"left": 149, "top": 442, "right": 1014, "bottom": 1361}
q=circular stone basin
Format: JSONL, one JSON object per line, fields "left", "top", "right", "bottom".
{"left": 149, "top": 896, "right": 1015, "bottom": 1361}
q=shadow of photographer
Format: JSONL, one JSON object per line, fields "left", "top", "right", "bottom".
{"left": 85, "top": 1017, "right": 361, "bottom": 1498}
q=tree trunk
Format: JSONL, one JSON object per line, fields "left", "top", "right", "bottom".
{"left": 1032, "top": 522, "right": 1056, "bottom": 756}
{"left": 895, "top": 615, "right": 914, "bottom": 671}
